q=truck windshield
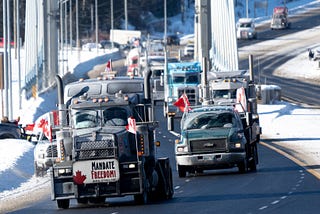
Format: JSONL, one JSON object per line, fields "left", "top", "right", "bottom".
{"left": 103, "top": 107, "right": 129, "bottom": 126}
{"left": 185, "top": 112, "right": 235, "bottom": 130}
{"left": 212, "top": 90, "right": 236, "bottom": 99}
{"left": 172, "top": 74, "right": 198, "bottom": 84}
{"left": 72, "top": 110, "right": 99, "bottom": 129}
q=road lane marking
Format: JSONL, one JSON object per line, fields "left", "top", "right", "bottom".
{"left": 260, "top": 141, "right": 320, "bottom": 180}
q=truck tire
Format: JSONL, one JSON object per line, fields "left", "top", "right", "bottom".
{"left": 57, "top": 199, "right": 70, "bottom": 209}
{"left": 238, "top": 159, "right": 247, "bottom": 173}
{"left": 155, "top": 159, "right": 174, "bottom": 200}
{"left": 134, "top": 189, "right": 149, "bottom": 205}
{"left": 248, "top": 145, "right": 258, "bottom": 171}
{"left": 178, "top": 165, "right": 186, "bottom": 178}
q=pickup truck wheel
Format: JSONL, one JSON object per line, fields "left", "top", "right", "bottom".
{"left": 178, "top": 165, "right": 186, "bottom": 178}
{"left": 57, "top": 199, "right": 70, "bottom": 209}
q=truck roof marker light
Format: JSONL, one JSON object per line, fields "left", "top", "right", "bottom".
{"left": 98, "top": 98, "right": 104, "bottom": 103}
{"left": 97, "top": 76, "right": 102, "bottom": 80}
{"left": 104, "top": 97, "right": 109, "bottom": 102}
{"left": 79, "top": 78, "right": 84, "bottom": 82}
{"left": 155, "top": 141, "right": 161, "bottom": 147}
{"left": 124, "top": 95, "right": 129, "bottom": 101}
{"left": 92, "top": 98, "right": 98, "bottom": 103}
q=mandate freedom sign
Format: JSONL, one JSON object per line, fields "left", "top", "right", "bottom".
{"left": 73, "top": 159, "right": 120, "bottom": 184}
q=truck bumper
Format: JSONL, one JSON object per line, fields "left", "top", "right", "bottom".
{"left": 176, "top": 152, "right": 246, "bottom": 168}
{"left": 51, "top": 161, "right": 143, "bottom": 200}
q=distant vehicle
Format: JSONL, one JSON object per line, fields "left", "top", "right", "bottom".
{"left": 271, "top": 6, "right": 290, "bottom": 30}
{"left": 184, "top": 43, "right": 194, "bottom": 56}
{"left": 236, "top": 18, "right": 257, "bottom": 39}
{"left": 82, "top": 42, "right": 101, "bottom": 50}
{"left": 100, "top": 40, "right": 121, "bottom": 49}
{"left": 310, "top": 48, "right": 320, "bottom": 61}
{"left": 0, "top": 123, "right": 21, "bottom": 139}
{"left": 166, "top": 34, "right": 180, "bottom": 46}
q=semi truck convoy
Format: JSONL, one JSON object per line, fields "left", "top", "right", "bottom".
{"left": 175, "top": 69, "right": 261, "bottom": 177}
{"left": 51, "top": 73, "right": 173, "bottom": 209}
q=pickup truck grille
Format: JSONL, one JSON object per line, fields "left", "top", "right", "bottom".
{"left": 75, "top": 139, "right": 116, "bottom": 160}
{"left": 190, "top": 138, "right": 227, "bottom": 153}
{"left": 178, "top": 88, "right": 196, "bottom": 105}
{"left": 46, "top": 145, "right": 58, "bottom": 157}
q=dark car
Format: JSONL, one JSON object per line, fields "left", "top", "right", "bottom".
{"left": 100, "top": 40, "right": 121, "bottom": 49}
{"left": 0, "top": 123, "right": 21, "bottom": 139}
{"left": 166, "top": 35, "right": 180, "bottom": 46}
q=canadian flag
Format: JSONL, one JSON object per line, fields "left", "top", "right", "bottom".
{"left": 105, "top": 59, "right": 113, "bottom": 73}
{"left": 126, "top": 116, "right": 137, "bottom": 134}
{"left": 235, "top": 87, "right": 247, "bottom": 112}
{"left": 174, "top": 93, "right": 191, "bottom": 112}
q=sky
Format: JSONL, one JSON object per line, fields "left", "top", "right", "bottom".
{"left": 1, "top": 0, "right": 320, "bottom": 211}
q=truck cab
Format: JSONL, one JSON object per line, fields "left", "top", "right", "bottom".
{"left": 175, "top": 104, "right": 258, "bottom": 177}
{"left": 236, "top": 18, "right": 257, "bottom": 40}
{"left": 51, "top": 75, "right": 173, "bottom": 209}
{"left": 271, "top": 6, "right": 290, "bottom": 30}
{"left": 164, "top": 61, "right": 201, "bottom": 117}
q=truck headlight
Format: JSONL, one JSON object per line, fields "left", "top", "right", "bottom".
{"left": 177, "top": 146, "right": 188, "bottom": 152}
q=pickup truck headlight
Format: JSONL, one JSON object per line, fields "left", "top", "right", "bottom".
{"left": 176, "top": 138, "right": 189, "bottom": 152}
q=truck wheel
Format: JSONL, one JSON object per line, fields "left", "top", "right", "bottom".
{"left": 249, "top": 145, "right": 258, "bottom": 172}
{"left": 57, "top": 199, "right": 70, "bottom": 209}
{"left": 134, "top": 189, "right": 149, "bottom": 205}
{"left": 238, "top": 159, "right": 247, "bottom": 173}
{"left": 178, "top": 165, "right": 186, "bottom": 178}
{"left": 167, "top": 167, "right": 174, "bottom": 199}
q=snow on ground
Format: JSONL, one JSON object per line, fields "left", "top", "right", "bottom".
{"left": 1, "top": 0, "right": 320, "bottom": 212}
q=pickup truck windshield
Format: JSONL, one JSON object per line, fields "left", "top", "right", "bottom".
{"left": 185, "top": 112, "right": 235, "bottom": 130}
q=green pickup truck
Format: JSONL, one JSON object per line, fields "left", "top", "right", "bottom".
{"left": 175, "top": 105, "right": 259, "bottom": 177}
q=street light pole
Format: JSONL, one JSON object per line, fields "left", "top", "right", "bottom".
{"left": 95, "top": 0, "right": 98, "bottom": 54}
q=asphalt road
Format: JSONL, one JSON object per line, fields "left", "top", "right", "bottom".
{"left": 238, "top": 6, "right": 320, "bottom": 107}
{"left": 9, "top": 104, "right": 320, "bottom": 214}
{"left": 7, "top": 7, "right": 320, "bottom": 214}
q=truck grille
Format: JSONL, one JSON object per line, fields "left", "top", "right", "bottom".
{"left": 178, "top": 88, "right": 196, "bottom": 105}
{"left": 190, "top": 138, "right": 227, "bottom": 153}
{"left": 75, "top": 139, "right": 116, "bottom": 160}
{"left": 46, "top": 145, "right": 58, "bottom": 158}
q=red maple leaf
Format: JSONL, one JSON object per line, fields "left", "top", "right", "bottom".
{"left": 73, "top": 170, "right": 87, "bottom": 185}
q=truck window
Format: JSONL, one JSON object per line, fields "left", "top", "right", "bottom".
{"left": 73, "top": 110, "right": 98, "bottom": 129}
{"left": 186, "top": 75, "right": 198, "bottom": 84}
{"left": 104, "top": 107, "right": 128, "bottom": 126}
{"left": 212, "top": 89, "right": 236, "bottom": 99}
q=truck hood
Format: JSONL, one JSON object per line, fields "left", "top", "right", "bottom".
{"left": 183, "top": 128, "right": 232, "bottom": 139}
{"left": 74, "top": 126, "right": 127, "bottom": 136}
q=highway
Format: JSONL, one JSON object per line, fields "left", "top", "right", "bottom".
{"left": 9, "top": 105, "right": 320, "bottom": 214}
{"left": 238, "top": 6, "right": 320, "bottom": 107}
{"left": 8, "top": 7, "right": 320, "bottom": 214}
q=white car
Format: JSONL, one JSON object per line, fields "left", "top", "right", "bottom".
{"left": 33, "top": 133, "right": 57, "bottom": 176}
{"left": 184, "top": 43, "right": 194, "bottom": 56}
{"left": 236, "top": 18, "right": 257, "bottom": 40}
